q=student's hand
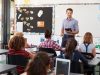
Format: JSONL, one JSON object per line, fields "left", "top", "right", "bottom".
{"left": 62, "top": 48, "right": 65, "bottom": 51}
{"left": 30, "top": 52, "right": 36, "bottom": 58}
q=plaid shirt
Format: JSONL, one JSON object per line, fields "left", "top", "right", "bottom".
{"left": 39, "top": 39, "right": 62, "bottom": 50}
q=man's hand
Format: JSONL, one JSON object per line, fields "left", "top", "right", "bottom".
{"left": 66, "top": 31, "right": 72, "bottom": 34}
{"left": 61, "top": 33, "right": 64, "bottom": 36}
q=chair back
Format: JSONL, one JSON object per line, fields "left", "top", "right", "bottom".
{"left": 39, "top": 48, "right": 57, "bottom": 57}
{"left": 70, "top": 61, "right": 84, "bottom": 74}
{"left": 7, "top": 54, "right": 29, "bottom": 67}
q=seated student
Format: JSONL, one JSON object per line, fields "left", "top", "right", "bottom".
{"left": 8, "top": 36, "right": 35, "bottom": 74}
{"left": 79, "top": 32, "right": 96, "bottom": 57}
{"left": 26, "top": 52, "right": 50, "bottom": 75}
{"left": 59, "top": 38, "right": 88, "bottom": 64}
{"left": 57, "top": 38, "right": 88, "bottom": 74}
{"left": 14, "top": 32, "right": 30, "bottom": 48}
{"left": 39, "top": 29, "right": 62, "bottom": 50}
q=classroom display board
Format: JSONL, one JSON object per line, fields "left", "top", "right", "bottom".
{"left": 55, "top": 5, "right": 100, "bottom": 37}
{"left": 16, "top": 7, "right": 53, "bottom": 33}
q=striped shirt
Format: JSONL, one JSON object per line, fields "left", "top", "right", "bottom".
{"left": 39, "top": 39, "right": 62, "bottom": 50}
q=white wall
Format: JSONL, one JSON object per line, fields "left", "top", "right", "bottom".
{"left": 15, "top": 0, "right": 100, "bottom": 5}
{"left": 55, "top": 5, "right": 100, "bottom": 37}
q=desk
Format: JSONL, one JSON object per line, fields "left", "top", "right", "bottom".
{"left": 0, "top": 64, "right": 16, "bottom": 74}
{"left": 88, "top": 54, "right": 100, "bottom": 65}
{"left": 25, "top": 48, "right": 38, "bottom": 52}
{"left": 70, "top": 73, "right": 84, "bottom": 75}
{"left": 87, "top": 54, "right": 100, "bottom": 75}
{"left": 21, "top": 72, "right": 84, "bottom": 75}
{"left": 96, "top": 49, "right": 100, "bottom": 54}
{"left": 25, "top": 48, "right": 54, "bottom": 57}
{"left": 0, "top": 49, "right": 8, "bottom": 55}
{"left": 0, "top": 49, "right": 8, "bottom": 63}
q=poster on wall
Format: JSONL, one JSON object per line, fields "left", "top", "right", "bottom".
{"left": 16, "top": 7, "right": 53, "bottom": 33}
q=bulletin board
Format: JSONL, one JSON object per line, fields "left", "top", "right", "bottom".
{"left": 16, "top": 7, "right": 53, "bottom": 33}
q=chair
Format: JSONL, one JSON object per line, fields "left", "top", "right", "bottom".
{"left": 39, "top": 48, "right": 57, "bottom": 68}
{"left": 39, "top": 48, "right": 57, "bottom": 57}
{"left": 81, "top": 52, "right": 95, "bottom": 75}
{"left": 7, "top": 54, "right": 29, "bottom": 75}
{"left": 84, "top": 64, "right": 95, "bottom": 75}
{"left": 70, "top": 61, "right": 84, "bottom": 74}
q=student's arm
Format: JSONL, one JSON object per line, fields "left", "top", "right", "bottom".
{"left": 29, "top": 52, "right": 36, "bottom": 59}
{"left": 24, "top": 50, "right": 36, "bottom": 59}
{"left": 53, "top": 41, "right": 62, "bottom": 51}
{"left": 24, "top": 38, "right": 31, "bottom": 48}
{"left": 25, "top": 43, "right": 31, "bottom": 48}
{"left": 79, "top": 48, "right": 82, "bottom": 52}
{"left": 92, "top": 48, "right": 96, "bottom": 57}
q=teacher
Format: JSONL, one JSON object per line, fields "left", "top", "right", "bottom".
{"left": 61, "top": 8, "right": 79, "bottom": 47}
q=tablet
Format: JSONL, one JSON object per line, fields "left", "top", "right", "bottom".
{"left": 55, "top": 58, "right": 70, "bottom": 75}
{"left": 65, "top": 28, "right": 72, "bottom": 32}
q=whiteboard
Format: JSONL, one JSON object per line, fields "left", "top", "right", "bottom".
{"left": 55, "top": 5, "right": 100, "bottom": 37}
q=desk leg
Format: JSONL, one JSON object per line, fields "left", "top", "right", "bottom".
{"left": 93, "top": 66, "right": 95, "bottom": 75}
{"left": 99, "top": 64, "right": 100, "bottom": 75}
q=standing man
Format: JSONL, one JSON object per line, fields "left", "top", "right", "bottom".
{"left": 61, "top": 8, "right": 79, "bottom": 47}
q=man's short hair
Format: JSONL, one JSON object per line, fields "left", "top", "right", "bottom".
{"left": 66, "top": 8, "right": 73, "bottom": 13}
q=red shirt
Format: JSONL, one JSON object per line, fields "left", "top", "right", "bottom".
{"left": 8, "top": 49, "right": 30, "bottom": 74}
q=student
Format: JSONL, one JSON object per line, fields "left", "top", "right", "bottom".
{"left": 57, "top": 38, "right": 88, "bottom": 74}
{"left": 26, "top": 52, "right": 50, "bottom": 75}
{"left": 79, "top": 32, "right": 96, "bottom": 57}
{"left": 39, "top": 29, "right": 62, "bottom": 50}
{"left": 79, "top": 32, "right": 96, "bottom": 75}
{"left": 14, "top": 32, "right": 30, "bottom": 48}
{"left": 8, "top": 36, "right": 35, "bottom": 74}
{"left": 59, "top": 38, "right": 88, "bottom": 64}
{"left": 14, "top": 32, "right": 24, "bottom": 37}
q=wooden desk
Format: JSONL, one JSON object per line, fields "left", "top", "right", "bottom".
{"left": 0, "top": 64, "right": 16, "bottom": 74}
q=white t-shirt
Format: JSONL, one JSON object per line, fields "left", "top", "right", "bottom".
{"left": 79, "top": 43, "right": 95, "bottom": 53}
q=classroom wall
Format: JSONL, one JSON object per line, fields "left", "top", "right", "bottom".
{"left": 15, "top": 0, "right": 100, "bottom": 50}
{"left": 15, "top": 0, "right": 100, "bottom": 5}
{"left": 55, "top": 4, "right": 100, "bottom": 37}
